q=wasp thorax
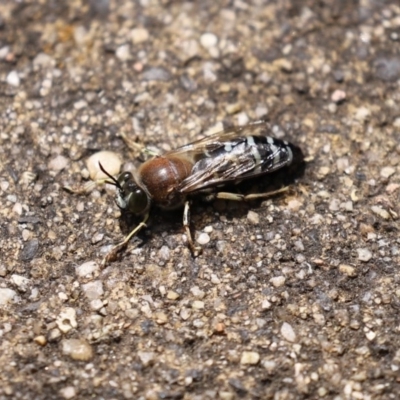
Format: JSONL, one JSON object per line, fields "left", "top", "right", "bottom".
{"left": 138, "top": 156, "right": 193, "bottom": 209}
{"left": 115, "top": 171, "right": 150, "bottom": 215}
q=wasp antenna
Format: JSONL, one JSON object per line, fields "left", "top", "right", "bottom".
{"left": 98, "top": 162, "right": 122, "bottom": 189}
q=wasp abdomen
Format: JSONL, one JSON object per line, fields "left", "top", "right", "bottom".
{"left": 138, "top": 156, "right": 193, "bottom": 208}
{"left": 197, "top": 135, "right": 294, "bottom": 175}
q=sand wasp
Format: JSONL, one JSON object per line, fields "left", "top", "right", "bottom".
{"left": 93, "top": 120, "right": 303, "bottom": 265}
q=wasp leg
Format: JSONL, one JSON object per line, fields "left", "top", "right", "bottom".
{"left": 102, "top": 212, "right": 150, "bottom": 266}
{"left": 64, "top": 178, "right": 114, "bottom": 195}
{"left": 119, "top": 130, "right": 160, "bottom": 159}
{"left": 211, "top": 186, "right": 289, "bottom": 202}
{"left": 183, "top": 200, "right": 202, "bottom": 256}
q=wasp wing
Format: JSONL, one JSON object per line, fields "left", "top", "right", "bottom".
{"left": 175, "top": 130, "right": 294, "bottom": 194}
{"left": 166, "top": 120, "right": 271, "bottom": 158}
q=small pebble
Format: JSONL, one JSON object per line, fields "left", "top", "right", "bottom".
{"left": 34, "top": 335, "right": 47, "bottom": 346}
{"left": 11, "top": 275, "right": 31, "bottom": 292}
{"left": 48, "top": 155, "right": 69, "bottom": 172}
{"left": 200, "top": 32, "right": 218, "bottom": 48}
{"left": 138, "top": 351, "right": 155, "bottom": 366}
{"left": 167, "top": 290, "right": 179, "bottom": 300}
{"left": 371, "top": 205, "right": 390, "bottom": 220}
{"left": 116, "top": 44, "right": 130, "bottom": 61}
{"left": 380, "top": 166, "right": 395, "bottom": 179}
{"left": 281, "top": 322, "right": 296, "bottom": 342}
{"left": 262, "top": 360, "right": 277, "bottom": 373}
{"left": 0, "top": 288, "right": 17, "bottom": 305}
{"left": 192, "top": 300, "right": 204, "bottom": 310}
{"left": 365, "top": 330, "right": 376, "bottom": 341}
{"left": 155, "top": 312, "right": 168, "bottom": 325}
{"left": 56, "top": 307, "right": 78, "bottom": 333}
{"left": 81, "top": 280, "right": 104, "bottom": 300}
{"left": 75, "top": 261, "right": 99, "bottom": 278}
{"left": 62, "top": 339, "right": 93, "bottom": 361}
{"left": 91, "top": 233, "right": 104, "bottom": 244}
{"left": 0, "top": 45, "right": 10, "bottom": 60}
{"left": 240, "top": 351, "right": 260, "bottom": 365}
{"left": 73, "top": 99, "right": 87, "bottom": 110}
{"left": 204, "top": 225, "right": 213, "bottom": 233}
{"left": 86, "top": 151, "right": 121, "bottom": 181}
{"left": 90, "top": 299, "right": 103, "bottom": 311}
{"left": 261, "top": 299, "right": 272, "bottom": 310}
{"left": 6, "top": 70, "right": 20, "bottom": 87}
{"left": 197, "top": 232, "right": 210, "bottom": 245}
{"left": 270, "top": 276, "right": 286, "bottom": 287}
{"left": 59, "top": 386, "right": 77, "bottom": 400}
{"left": 357, "top": 248, "right": 372, "bottom": 262}
{"left": 158, "top": 245, "right": 170, "bottom": 261}
{"left": 20, "top": 239, "right": 39, "bottom": 261}
{"left": 142, "top": 67, "right": 171, "bottom": 82}
{"left": 247, "top": 210, "right": 259, "bottom": 224}
{"left": 354, "top": 107, "right": 371, "bottom": 122}
{"left": 374, "top": 56, "right": 400, "bottom": 82}
{"left": 331, "top": 89, "right": 346, "bottom": 103}
{"left": 131, "top": 27, "right": 149, "bottom": 44}
{"left": 180, "top": 308, "right": 191, "bottom": 320}
{"left": 190, "top": 286, "right": 205, "bottom": 298}
{"left": 339, "top": 264, "right": 357, "bottom": 277}
{"left": 210, "top": 274, "right": 220, "bottom": 284}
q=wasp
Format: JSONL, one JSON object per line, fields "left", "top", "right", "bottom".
{"left": 95, "top": 120, "right": 303, "bottom": 265}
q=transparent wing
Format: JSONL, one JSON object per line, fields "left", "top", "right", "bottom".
{"left": 177, "top": 135, "right": 293, "bottom": 193}
{"left": 165, "top": 120, "right": 271, "bottom": 158}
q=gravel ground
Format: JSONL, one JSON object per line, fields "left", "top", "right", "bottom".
{"left": 1, "top": 1, "right": 400, "bottom": 399}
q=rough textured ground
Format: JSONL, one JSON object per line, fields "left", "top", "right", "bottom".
{"left": 1, "top": 1, "right": 400, "bottom": 399}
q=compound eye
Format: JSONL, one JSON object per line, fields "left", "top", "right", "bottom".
{"left": 127, "top": 187, "right": 149, "bottom": 215}
{"left": 117, "top": 172, "right": 133, "bottom": 187}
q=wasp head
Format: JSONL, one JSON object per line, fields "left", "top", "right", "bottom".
{"left": 99, "top": 162, "right": 150, "bottom": 215}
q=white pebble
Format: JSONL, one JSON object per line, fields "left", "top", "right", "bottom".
{"left": 90, "top": 299, "right": 103, "bottom": 311}
{"left": 261, "top": 299, "right": 272, "bottom": 310}
{"left": 0, "top": 45, "right": 10, "bottom": 60}
{"left": 270, "top": 276, "right": 286, "bottom": 287}
{"left": 240, "top": 351, "right": 260, "bottom": 365}
{"left": 62, "top": 339, "right": 93, "bottom": 361}
{"left": 73, "top": 99, "right": 87, "bottom": 110}
{"left": 331, "top": 89, "right": 346, "bottom": 103}
{"left": 11, "top": 274, "right": 31, "bottom": 292}
{"left": 380, "top": 166, "right": 395, "bottom": 179}
{"left": 200, "top": 32, "right": 218, "bottom": 48}
{"left": 247, "top": 210, "right": 259, "bottom": 224}
{"left": 6, "top": 70, "right": 20, "bottom": 87}
{"left": 33, "top": 52, "right": 56, "bottom": 68}
{"left": 48, "top": 155, "right": 69, "bottom": 172}
{"left": 371, "top": 205, "right": 390, "bottom": 220}
{"left": 354, "top": 107, "right": 371, "bottom": 122}
{"left": 357, "top": 248, "right": 372, "bottom": 262}
{"left": 365, "top": 330, "right": 376, "bottom": 341}
{"left": 116, "top": 44, "right": 130, "bottom": 61}
{"left": 91, "top": 233, "right": 104, "bottom": 244}
{"left": 138, "top": 351, "right": 155, "bottom": 366}
{"left": 75, "top": 261, "right": 99, "bottom": 278}
{"left": 86, "top": 151, "right": 121, "bottom": 181}
{"left": 0, "top": 288, "right": 17, "bottom": 305}
{"left": 281, "top": 322, "right": 296, "bottom": 342}
{"left": 197, "top": 232, "right": 210, "bottom": 245}
{"left": 131, "top": 27, "right": 149, "bottom": 44}
{"left": 56, "top": 307, "right": 78, "bottom": 333}
{"left": 158, "top": 245, "right": 170, "bottom": 261}
{"left": 81, "top": 280, "right": 104, "bottom": 300}
{"left": 59, "top": 386, "right": 77, "bottom": 400}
